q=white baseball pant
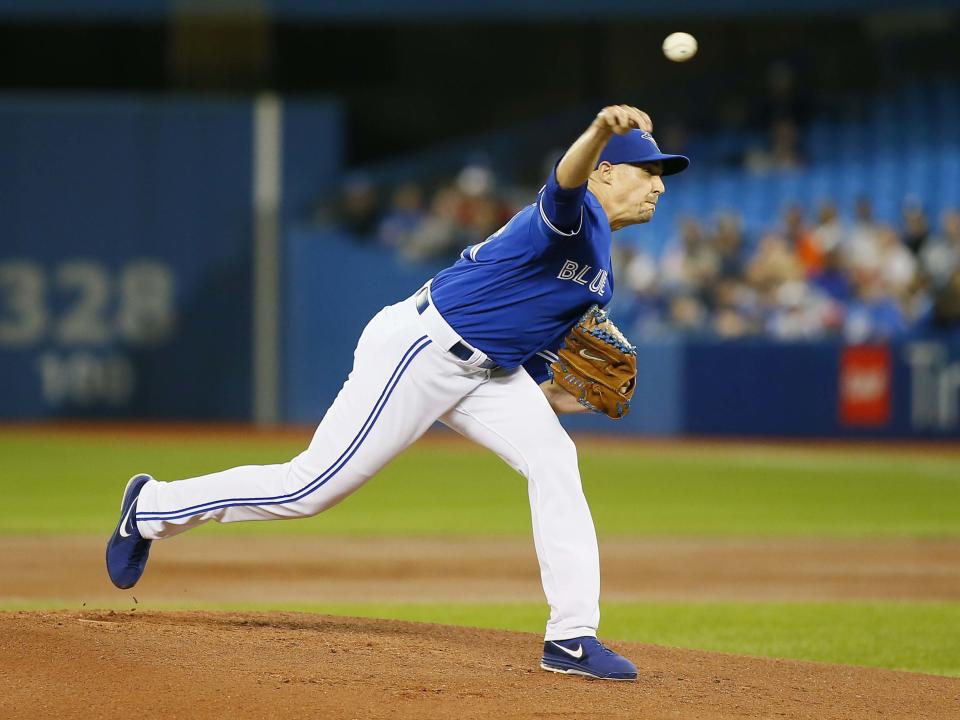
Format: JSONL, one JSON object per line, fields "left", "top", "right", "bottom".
{"left": 134, "top": 288, "right": 601, "bottom": 641}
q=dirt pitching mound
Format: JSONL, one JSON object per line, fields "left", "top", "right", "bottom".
{"left": 3, "top": 611, "right": 956, "bottom": 720}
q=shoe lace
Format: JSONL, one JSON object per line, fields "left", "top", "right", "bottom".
{"left": 581, "top": 638, "right": 615, "bottom": 656}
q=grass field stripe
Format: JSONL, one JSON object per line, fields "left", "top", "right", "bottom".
{"left": 136, "top": 335, "right": 431, "bottom": 520}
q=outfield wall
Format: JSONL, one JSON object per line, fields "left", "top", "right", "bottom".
{"left": 0, "top": 94, "right": 342, "bottom": 420}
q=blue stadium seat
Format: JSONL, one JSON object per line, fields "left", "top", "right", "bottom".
{"left": 623, "top": 79, "right": 960, "bottom": 249}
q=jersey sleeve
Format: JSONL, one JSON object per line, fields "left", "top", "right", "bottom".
{"left": 536, "top": 162, "right": 587, "bottom": 238}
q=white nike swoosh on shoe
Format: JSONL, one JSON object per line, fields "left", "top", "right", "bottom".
{"left": 579, "top": 349, "right": 605, "bottom": 362}
{"left": 551, "top": 642, "right": 584, "bottom": 659}
{"left": 118, "top": 501, "right": 136, "bottom": 538}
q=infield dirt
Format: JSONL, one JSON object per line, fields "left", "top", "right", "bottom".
{"left": 3, "top": 535, "right": 960, "bottom": 604}
{"left": 4, "top": 427, "right": 959, "bottom": 720}
{"left": 3, "top": 535, "right": 960, "bottom": 718}
{"left": 4, "top": 609, "right": 958, "bottom": 720}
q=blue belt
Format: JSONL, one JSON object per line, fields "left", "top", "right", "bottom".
{"left": 415, "top": 289, "right": 499, "bottom": 369}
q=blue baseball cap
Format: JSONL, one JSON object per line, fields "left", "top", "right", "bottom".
{"left": 597, "top": 130, "right": 690, "bottom": 176}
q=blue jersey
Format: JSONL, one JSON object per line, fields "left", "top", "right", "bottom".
{"left": 429, "top": 169, "right": 614, "bottom": 369}
{"left": 521, "top": 334, "right": 567, "bottom": 385}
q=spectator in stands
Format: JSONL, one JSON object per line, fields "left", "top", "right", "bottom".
{"left": 770, "top": 118, "right": 804, "bottom": 170}
{"left": 812, "top": 200, "right": 844, "bottom": 255}
{"left": 809, "top": 247, "right": 852, "bottom": 304}
{"left": 660, "top": 217, "right": 719, "bottom": 295}
{"left": 333, "top": 173, "right": 380, "bottom": 240}
{"left": 668, "top": 294, "right": 708, "bottom": 335}
{"left": 844, "top": 271, "right": 908, "bottom": 342}
{"left": 875, "top": 225, "right": 917, "bottom": 299}
{"left": 400, "top": 185, "right": 468, "bottom": 262}
{"left": 746, "top": 231, "right": 802, "bottom": 292}
{"left": 376, "top": 182, "right": 426, "bottom": 249}
{"left": 745, "top": 231, "right": 808, "bottom": 336}
{"left": 850, "top": 197, "right": 878, "bottom": 235}
{"left": 921, "top": 209, "right": 960, "bottom": 289}
{"left": 620, "top": 249, "right": 668, "bottom": 339}
{"left": 933, "top": 269, "right": 960, "bottom": 327}
{"left": 843, "top": 200, "right": 883, "bottom": 277}
{"left": 710, "top": 278, "right": 759, "bottom": 338}
{"left": 713, "top": 212, "right": 748, "bottom": 280}
{"left": 743, "top": 60, "right": 809, "bottom": 174}
{"left": 744, "top": 118, "right": 804, "bottom": 173}
{"left": 783, "top": 204, "right": 821, "bottom": 275}
{"left": 847, "top": 197, "right": 880, "bottom": 254}
{"left": 765, "top": 280, "right": 833, "bottom": 340}
{"left": 902, "top": 200, "right": 932, "bottom": 256}
{"left": 901, "top": 276, "right": 934, "bottom": 329}
{"left": 449, "top": 162, "right": 513, "bottom": 247}
{"left": 458, "top": 193, "right": 508, "bottom": 247}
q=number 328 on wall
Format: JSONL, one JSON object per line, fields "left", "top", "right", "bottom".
{"left": 0, "top": 259, "right": 175, "bottom": 348}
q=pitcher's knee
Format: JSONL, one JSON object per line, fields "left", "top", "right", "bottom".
{"left": 275, "top": 457, "right": 319, "bottom": 515}
{"left": 292, "top": 489, "right": 349, "bottom": 518}
{"left": 524, "top": 433, "right": 579, "bottom": 476}
{"left": 285, "top": 455, "right": 368, "bottom": 517}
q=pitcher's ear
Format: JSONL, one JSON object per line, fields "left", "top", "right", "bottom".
{"left": 596, "top": 161, "right": 614, "bottom": 184}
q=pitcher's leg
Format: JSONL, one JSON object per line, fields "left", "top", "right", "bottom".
{"left": 441, "top": 370, "right": 600, "bottom": 641}
{"left": 136, "top": 304, "right": 479, "bottom": 540}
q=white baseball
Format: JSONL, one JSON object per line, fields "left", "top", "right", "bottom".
{"left": 662, "top": 32, "right": 698, "bottom": 62}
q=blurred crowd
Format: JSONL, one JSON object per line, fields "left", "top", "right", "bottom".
{"left": 617, "top": 199, "right": 960, "bottom": 342}
{"left": 326, "top": 162, "right": 523, "bottom": 263}
{"left": 324, "top": 167, "right": 960, "bottom": 342}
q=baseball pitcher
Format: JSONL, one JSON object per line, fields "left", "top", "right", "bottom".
{"left": 107, "top": 105, "right": 689, "bottom": 681}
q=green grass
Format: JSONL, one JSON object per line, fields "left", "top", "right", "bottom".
{"left": 4, "top": 598, "right": 957, "bottom": 677}
{"left": 0, "top": 432, "right": 957, "bottom": 537}
{"left": 3, "top": 430, "right": 958, "bottom": 678}
{"left": 295, "top": 600, "right": 960, "bottom": 677}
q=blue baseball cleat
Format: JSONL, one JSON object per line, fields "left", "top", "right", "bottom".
{"left": 105, "top": 474, "right": 154, "bottom": 589}
{"left": 540, "top": 636, "right": 637, "bottom": 681}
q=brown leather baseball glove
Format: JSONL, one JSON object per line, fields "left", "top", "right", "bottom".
{"left": 547, "top": 305, "right": 637, "bottom": 419}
